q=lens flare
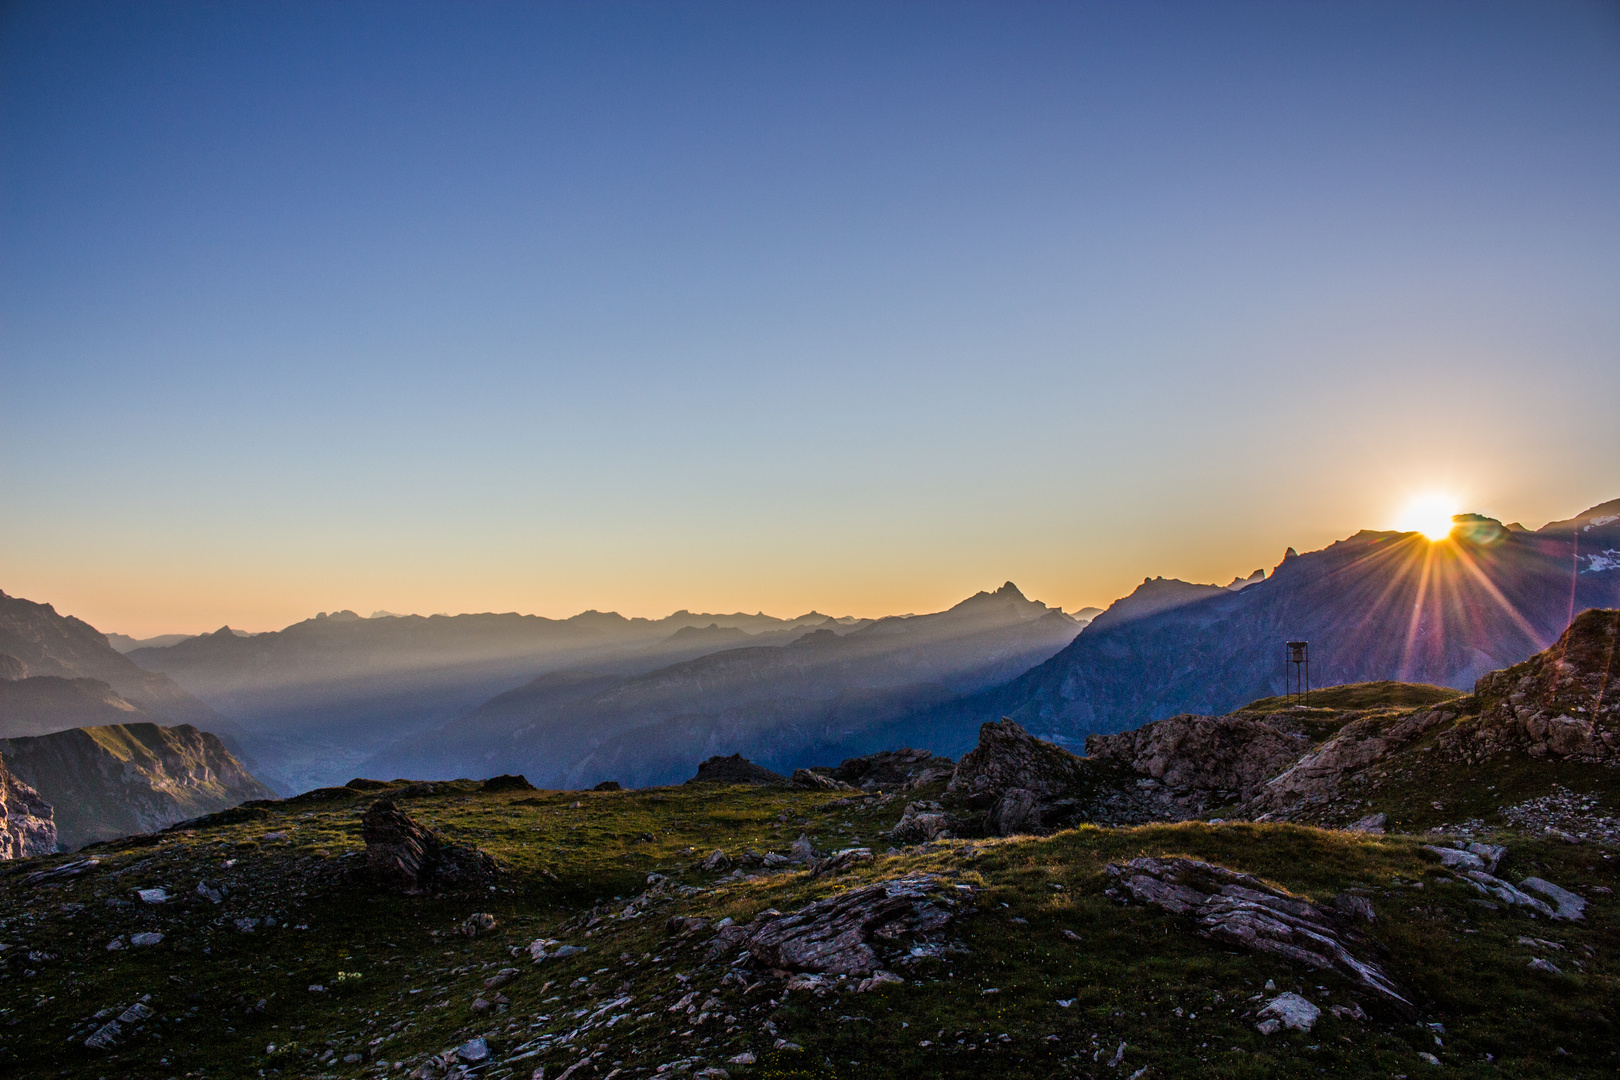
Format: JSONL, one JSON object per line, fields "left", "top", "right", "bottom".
{"left": 1395, "top": 495, "right": 1459, "bottom": 542}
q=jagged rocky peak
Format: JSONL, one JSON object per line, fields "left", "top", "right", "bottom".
{"left": 0, "top": 751, "right": 55, "bottom": 858}
{"left": 1087, "top": 575, "right": 1229, "bottom": 631}
{"left": 1225, "top": 569, "right": 1266, "bottom": 591}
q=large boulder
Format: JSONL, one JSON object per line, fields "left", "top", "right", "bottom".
{"left": 686, "top": 754, "right": 786, "bottom": 785}
{"left": 0, "top": 751, "right": 55, "bottom": 859}
{"left": 360, "top": 799, "right": 498, "bottom": 893}
{"left": 946, "top": 718, "right": 1094, "bottom": 835}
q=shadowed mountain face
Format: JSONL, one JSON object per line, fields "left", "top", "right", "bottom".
{"left": 0, "top": 677, "right": 158, "bottom": 738}
{"left": 890, "top": 500, "right": 1620, "bottom": 754}
{"left": 367, "top": 583, "right": 1084, "bottom": 790}
{"left": 0, "top": 592, "right": 221, "bottom": 729}
{"left": 127, "top": 607, "right": 868, "bottom": 793}
{"left": 0, "top": 722, "right": 276, "bottom": 850}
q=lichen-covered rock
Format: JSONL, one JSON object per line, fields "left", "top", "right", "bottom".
{"left": 1105, "top": 856, "right": 1411, "bottom": 1011}
{"left": 891, "top": 801, "right": 951, "bottom": 843}
{"left": 1455, "top": 608, "right": 1620, "bottom": 763}
{"left": 0, "top": 750, "right": 55, "bottom": 859}
{"left": 718, "top": 876, "right": 958, "bottom": 976}
{"left": 359, "top": 799, "right": 499, "bottom": 893}
{"left": 1242, "top": 708, "right": 1452, "bottom": 818}
{"left": 1086, "top": 714, "right": 1306, "bottom": 801}
{"left": 789, "top": 769, "right": 853, "bottom": 792}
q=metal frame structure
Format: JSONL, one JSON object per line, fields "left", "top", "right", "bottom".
{"left": 1284, "top": 640, "right": 1310, "bottom": 705}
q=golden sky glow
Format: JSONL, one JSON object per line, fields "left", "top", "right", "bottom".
{"left": 1393, "top": 494, "right": 1461, "bottom": 542}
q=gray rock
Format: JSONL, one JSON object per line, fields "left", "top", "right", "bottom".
{"left": 457, "top": 1036, "right": 489, "bottom": 1062}
{"left": 1347, "top": 813, "right": 1386, "bottom": 834}
{"left": 129, "top": 932, "right": 163, "bottom": 946}
{"left": 1519, "top": 877, "right": 1587, "bottom": 920}
{"left": 699, "top": 849, "right": 731, "bottom": 872}
{"left": 1528, "top": 957, "right": 1562, "bottom": 974}
{"left": 789, "top": 769, "right": 853, "bottom": 792}
{"left": 891, "top": 802, "right": 950, "bottom": 843}
{"left": 1106, "top": 857, "right": 1411, "bottom": 1010}
{"left": 1257, "top": 992, "right": 1320, "bottom": 1033}
{"left": 722, "top": 876, "right": 957, "bottom": 976}
{"left": 789, "top": 834, "right": 816, "bottom": 864}
{"left": 136, "top": 887, "right": 169, "bottom": 903}
{"left": 1459, "top": 871, "right": 1557, "bottom": 916}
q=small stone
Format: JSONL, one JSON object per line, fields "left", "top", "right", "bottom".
{"left": 1257, "top": 993, "right": 1320, "bottom": 1033}
{"left": 694, "top": 1070, "right": 730, "bottom": 1079}
{"left": 106, "top": 938, "right": 125, "bottom": 951}
{"left": 343, "top": 1053, "right": 362, "bottom": 1063}
{"left": 262, "top": 831, "right": 287, "bottom": 841}
{"left": 1418, "top": 1052, "right": 1441, "bottom": 1065}
{"left": 235, "top": 918, "right": 259, "bottom": 932}
{"left": 789, "top": 835, "right": 815, "bottom": 863}
{"left": 461, "top": 913, "right": 498, "bottom": 937}
{"left": 457, "top": 1036, "right": 490, "bottom": 1062}
{"left": 129, "top": 932, "right": 163, "bottom": 946}
{"left": 772, "top": 1039, "right": 803, "bottom": 1051}
{"left": 136, "top": 888, "right": 169, "bottom": 904}
{"left": 726, "top": 1051, "right": 756, "bottom": 1065}
{"left": 1529, "top": 958, "right": 1562, "bottom": 975}
{"left": 470, "top": 997, "right": 492, "bottom": 1013}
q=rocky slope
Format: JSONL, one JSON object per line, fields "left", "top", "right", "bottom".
{"left": 900, "top": 499, "right": 1620, "bottom": 751}
{"left": 0, "top": 723, "right": 276, "bottom": 850}
{"left": 0, "top": 751, "right": 54, "bottom": 858}
{"left": 1, "top": 754, "right": 1612, "bottom": 1078}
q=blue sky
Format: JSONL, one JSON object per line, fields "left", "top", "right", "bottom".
{"left": 3, "top": 1, "right": 1618, "bottom": 634}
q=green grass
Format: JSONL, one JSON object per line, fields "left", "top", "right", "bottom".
{"left": 1238, "top": 681, "right": 1465, "bottom": 715}
{"left": 1, "top": 776, "right": 1615, "bottom": 1079}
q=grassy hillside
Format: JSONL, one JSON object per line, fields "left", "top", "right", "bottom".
{"left": 2, "top": 771, "right": 1614, "bottom": 1079}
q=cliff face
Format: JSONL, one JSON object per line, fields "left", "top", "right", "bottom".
{"left": 0, "top": 751, "right": 56, "bottom": 858}
{"left": 0, "top": 723, "right": 275, "bottom": 850}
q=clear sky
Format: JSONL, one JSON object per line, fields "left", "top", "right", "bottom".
{"left": 3, "top": 1, "right": 1618, "bottom": 637}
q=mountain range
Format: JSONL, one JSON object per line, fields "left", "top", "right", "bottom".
{"left": 889, "top": 498, "right": 1620, "bottom": 755}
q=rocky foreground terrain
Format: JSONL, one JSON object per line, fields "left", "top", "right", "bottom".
{"left": 0, "top": 614, "right": 1616, "bottom": 1079}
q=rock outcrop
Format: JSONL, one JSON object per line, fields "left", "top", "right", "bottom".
{"left": 822, "top": 748, "right": 954, "bottom": 791}
{"left": 686, "top": 754, "right": 785, "bottom": 785}
{"left": 1106, "top": 857, "right": 1411, "bottom": 1012}
{"left": 359, "top": 799, "right": 499, "bottom": 893}
{"left": 1449, "top": 608, "right": 1619, "bottom": 763}
{"left": 1241, "top": 707, "right": 1455, "bottom": 819}
{"left": 0, "top": 723, "right": 275, "bottom": 850}
{"left": 707, "top": 876, "right": 961, "bottom": 976}
{"left": 1086, "top": 714, "right": 1307, "bottom": 802}
{"left": 946, "top": 719, "right": 1095, "bottom": 835}
{"left": 0, "top": 750, "right": 55, "bottom": 858}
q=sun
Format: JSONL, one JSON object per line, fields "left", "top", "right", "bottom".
{"left": 1395, "top": 494, "right": 1459, "bottom": 541}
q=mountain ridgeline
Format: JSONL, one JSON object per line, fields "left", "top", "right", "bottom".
{"left": 366, "top": 583, "right": 1086, "bottom": 789}
{"left": 894, "top": 499, "right": 1620, "bottom": 754}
